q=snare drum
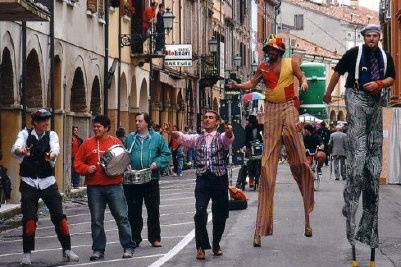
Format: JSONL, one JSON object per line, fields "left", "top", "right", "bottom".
{"left": 123, "top": 168, "right": 154, "bottom": 184}
{"left": 100, "top": 145, "right": 131, "bottom": 177}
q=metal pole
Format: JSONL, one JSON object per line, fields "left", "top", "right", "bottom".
{"left": 149, "top": 24, "right": 153, "bottom": 119}
{"left": 21, "top": 21, "right": 27, "bottom": 128}
{"left": 103, "top": 0, "right": 110, "bottom": 116}
{"left": 228, "top": 98, "right": 232, "bottom": 165}
{"left": 50, "top": 0, "right": 55, "bottom": 129}
{"left": 117, "top": 8, "right": 121, "bottom": 128}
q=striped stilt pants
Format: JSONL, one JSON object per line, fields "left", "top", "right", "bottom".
{"left": 255, "top": 101, "right": 314, "bottom": 236}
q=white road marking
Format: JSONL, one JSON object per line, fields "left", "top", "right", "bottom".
{"left": 159, "top": 179, "right": 195, "bottom": 184}
{"left": 161, "top": 197, "right": 194, "bottom": 202}
{"left": 0, "top": 236, "right": 185, "bottom": 258}
{"left": 160, "top": 191, "right": 193, "bottom": 197}
{"left": 159, "top": 202, "right": 193, "bottom": 208}
{"left": 0, "top": 221, "right": 194, "bottom": 244}
{"left": 148, "top": 213, "right": 212, "bottom": 267}
{"left": 57, "top": 253, "right": 165, "bottom": 267}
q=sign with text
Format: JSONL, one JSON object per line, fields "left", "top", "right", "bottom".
{"left": 219, "top": 42, "right": 225, "bottom": 78}
{"left": 165, "top": 44, "right": 192, "bottom": 67}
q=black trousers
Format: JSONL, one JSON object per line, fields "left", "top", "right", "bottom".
{"left": 20, "top": 181, "right": 71, "bottom": 253}
{"left": 194, "top": 172, "right": 229, "bottom": 250}
{"left": 123, "top": 180, "right": 161, "bottom": 245}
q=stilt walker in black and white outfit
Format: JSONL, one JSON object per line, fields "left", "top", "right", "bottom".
{"left": 324, "top": 24, "right": 396, "bottom": 267}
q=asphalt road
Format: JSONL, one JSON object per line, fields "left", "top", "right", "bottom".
{"left": 0, "top": 164, "right": 400, "bottom": 267}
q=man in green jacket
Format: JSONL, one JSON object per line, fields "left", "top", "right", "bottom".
{"left": 123, "top": 112, "right": 171, "bottom": 248}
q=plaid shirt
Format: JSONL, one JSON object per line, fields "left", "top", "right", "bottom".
{"left": 194, "top": 132, "right": 227, "bottom": 177}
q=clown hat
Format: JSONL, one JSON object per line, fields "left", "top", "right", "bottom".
{"left": 263, "top": 34, "right": 286, "bottom": 51}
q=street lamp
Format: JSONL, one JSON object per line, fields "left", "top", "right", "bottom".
{"left": 233, "top": 54, "right": 242, "bottom": 71}
{"left": 162, "top": 8, "right": 175, "bottom": 34}
{"left": 120, "top": 8, "right": 175, "bottom": 48}
{"left": 208, "top": 36, "right": 218, "bottom": 54}
{"left": 251, "top": 60, "right": 258, "bottom": 73}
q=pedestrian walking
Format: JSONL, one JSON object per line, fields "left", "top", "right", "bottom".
{"left": 169, "top": 110, "right": 234, "bottom": 260}
{"left": 316, "top": 121, "right": 331, "bottom": 166}
{"left": 324, "top": 24, "right": 395, "bottom": 266}
{"left": 116, "top": 127, "right": 126, "bottom": 144}
{"left": 169, "top": 125, "right": 184, "bottom": 176}
{"left": 123, "top": 112, "right": 171, "bottom": 248}
{"left": 228, "top": 34, "right": 314, "bottom": 246}
{"left": 71, "top": 126, "right": 82, "bottom": 188}
{"left": 74, "top": 115, "right": 136, "bottom": 261}
{"left": 328, "top": 126, "right": 347, "bottom": 181}
{"left": 11, "top": 108, "right": 79, "bottom": 265}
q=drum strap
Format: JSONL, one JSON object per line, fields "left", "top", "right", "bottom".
{"left": 97, "top": 140, "right": 100, "bottom": 164}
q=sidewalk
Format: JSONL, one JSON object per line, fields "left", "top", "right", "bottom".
{"left": 0, "top": 186, "right": 87, "bottom": 221}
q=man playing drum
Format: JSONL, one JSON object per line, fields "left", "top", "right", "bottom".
{"left": 169, "top": 110, "right": 234, "bottom": 260}
{"left": 123, "top": 112, "right": 171, "bottom": 248}
{"left": 74, "top": 115, "right": 136, "bottom": 261}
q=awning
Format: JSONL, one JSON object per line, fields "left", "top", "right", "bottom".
{"left": 160, "top": 71, "right": 186, "bottom": 88}
{"left": 299, "top": 104, "right": 327, "bottom": 120}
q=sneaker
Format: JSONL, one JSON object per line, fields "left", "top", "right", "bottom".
{"left": 21, "top": 253, "right": 31, "bottom": 265}
{"left": 89, "top": 251, "right": 104, "bottom": 261}
{"left": 122, "top": 248, "right": 135, "bottom": 258}
{"left": 63, "top": 250, "right": 79, "bottom": 262}
{"left": 178, "top": 173, "right": 183, "bottom": 177}
{"left": 172, "top": 173, "right": 178, "bottom": 177}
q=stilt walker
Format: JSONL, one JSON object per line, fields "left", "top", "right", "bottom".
{"left": 228, "top": 34, "right": 315, "bottom": 246}
{"left": 324, "top": 24, "right": 396, "bottom": 267}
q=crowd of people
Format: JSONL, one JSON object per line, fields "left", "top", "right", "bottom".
{"left": 6, "top": 22, "right": 395, "bottom": 267}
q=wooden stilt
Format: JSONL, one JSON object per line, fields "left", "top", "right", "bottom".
{"left": 351, "top": 245, "right": 359, "bottom": 267}
{"left": 370, "top": 248, "right": 375, "bottom": 267}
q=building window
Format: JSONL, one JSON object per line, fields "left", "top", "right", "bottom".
{"left": 87, "top": 0, "right": 97, "bottom": 13}
{"left": 294, "top": 14, "right": 304, "bottom": 30}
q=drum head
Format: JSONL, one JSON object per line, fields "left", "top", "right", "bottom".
{"left": 101, "top": 145, "right": 131, "bottom": 177}
{"left": 105, "top": 152, "right": 131, "bottom": 176}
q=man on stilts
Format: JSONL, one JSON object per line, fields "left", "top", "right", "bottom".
{"left": 324, "top": 24, "right": 395, "bottom": 267}
{"left": 229, "top": 34, "right": 314, "bottom": 247}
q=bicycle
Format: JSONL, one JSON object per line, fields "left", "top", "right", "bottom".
{"left": 306, "top": 147, "right": 324, "bottom": 191}
{"left": 236, "top": 141, "right": 263, "bottom": 191}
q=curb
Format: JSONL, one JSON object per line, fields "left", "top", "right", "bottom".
{"left": 0, "top": 187, "right": 87, "bottom": 222}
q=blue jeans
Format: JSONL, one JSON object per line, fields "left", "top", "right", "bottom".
{"left": 71, "top": 160, "right": 80, "bottom": 187}
{"left": 87, "top": 184, "right": 136, "bottom": 252}
{"left": 187, "top": 148, "right": 194, "bottom": 164}
{"left": 173, "top": 146, "right": 184, "bottom": 175}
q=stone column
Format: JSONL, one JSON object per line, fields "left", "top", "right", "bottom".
{"left": 0, "top": 108, "right": 22, "bottom": 203}
{"left": 53, "top": 111, "right": 65, "bottom": 193}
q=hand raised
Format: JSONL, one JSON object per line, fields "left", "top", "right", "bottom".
{"left": 323, "top": 92, "right": 332, "bottom": 104}
{"left": 300, "top": 81, "right": 308, "bottom": 91}
{"left": 224, "top": 123, "right": 233, "bottom": 137}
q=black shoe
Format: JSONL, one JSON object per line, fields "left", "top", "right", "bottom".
{"left": 335, "top": 178, "right": 339, "bottom": 180}
{"left": 90, "top": 251, "right": 104, "bottom": 261}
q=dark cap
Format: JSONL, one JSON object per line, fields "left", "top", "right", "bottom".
{"left": 360, "top": 24, "right": 381, "bottom": 36}
{"left": 31, "top": 108, "right": 51, "bottom": 121}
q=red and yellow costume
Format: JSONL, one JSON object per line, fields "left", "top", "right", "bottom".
{"left": 253, "top": 36, "right": 314, "bottom": 237}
